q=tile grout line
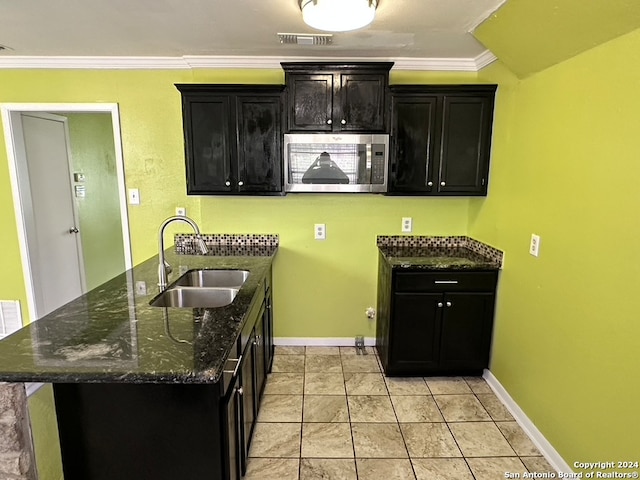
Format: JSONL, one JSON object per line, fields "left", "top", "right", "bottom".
{"left": 387, "top": 372, "right": 418, "bottom": 479}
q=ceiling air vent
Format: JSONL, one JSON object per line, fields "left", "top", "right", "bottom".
{"left": 278, "top": 33, "right": 333, "bottom": 46}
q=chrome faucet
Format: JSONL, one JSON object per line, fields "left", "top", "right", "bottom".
{"left": 158, "top": 215, "right": 208, "bottom": 289}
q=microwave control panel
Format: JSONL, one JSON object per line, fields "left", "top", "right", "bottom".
{"left": 371, "top": 144, "right": 386, "bottom": 184}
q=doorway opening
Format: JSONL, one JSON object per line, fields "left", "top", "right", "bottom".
{"left": 1, "top": 103, "right": 132, "bottom": 322}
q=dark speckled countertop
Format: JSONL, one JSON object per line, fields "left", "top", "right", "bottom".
{"left": 0, "top": 248, "right": 275, "bottom": 385}
{"left": 379, "top": 246, "right": 501, "bottom": 270}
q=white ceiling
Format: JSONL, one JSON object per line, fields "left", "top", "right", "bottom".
{"left": 0, "top": 0, "right": 505, "bottom": 62}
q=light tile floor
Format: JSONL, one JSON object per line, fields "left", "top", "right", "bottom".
{"left": 245, "top": 346, "right": 555, "bottom": 480}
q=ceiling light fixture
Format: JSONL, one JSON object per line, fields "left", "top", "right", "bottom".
{"left": 299, "top": 0, "right": 378, "bottom": 33}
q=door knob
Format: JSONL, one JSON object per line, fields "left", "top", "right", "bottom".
{"left": 225, "top": 181, "right": 231, "bottom": 187}
{"left": 440, "top": 181, "right": 446, "bottom": 186}
{"left": 326, "top": 119, "right": 332, "bottom": 125}
{"left": 437, "top": 302, "right": 443, "bottom": 308}
{"left": 238, "top": 181, "right": 244, "bottom": 186}
{"left": 341, "top": 119, "right": 347, "bottom": 125}
{"left": 69, "top": 227, "right": 79, "bottom": 234}
{"left": 427, "top": 181, "right": 433, "bottom": 187}
{"left": 446, "top": 301, "right": 452, "bottom": 307}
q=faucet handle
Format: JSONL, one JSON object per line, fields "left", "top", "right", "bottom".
{"left": 164, "top": 261, "right": 173, "bottom": 275}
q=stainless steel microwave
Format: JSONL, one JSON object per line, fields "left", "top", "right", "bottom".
{"left": 284, "top": 134, "right": 390, "bottom": 193}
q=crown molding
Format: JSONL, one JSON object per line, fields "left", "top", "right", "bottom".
{"left": 0, "top": 56, "right": 189, "bottom": 70}
{"left": 0, "top": 51, "right": 497, "bottom": 72}
{"left": 474, "top": 50, "right": 498, "bottom": 69}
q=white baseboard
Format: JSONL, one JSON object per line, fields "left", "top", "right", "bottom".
{"left": 274, "top": 337, "right": 376, "bottom": 347}
{"left": 483, "top": 370, "right": 573, "bottom": 474}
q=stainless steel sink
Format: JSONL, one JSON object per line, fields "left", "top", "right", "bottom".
{"left": 174, "top": 269, "right": 250, "bottom": 288}
{"left": 150, "top": 287, "right": 239, "bottom": 308}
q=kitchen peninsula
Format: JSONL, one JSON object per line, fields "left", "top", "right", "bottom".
{"left": 0, "top": 236, "right": 277, "bottom": 480}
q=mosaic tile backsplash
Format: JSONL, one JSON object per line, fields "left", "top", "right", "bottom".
{"left": 377, "top": 235, "right": 504, "bottom": 266}
{"left": 175, "top": 234, "right": 279, "bottom": 257}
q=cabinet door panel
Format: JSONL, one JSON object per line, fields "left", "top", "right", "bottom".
{"left": 340, "top": 74, "right": 386, "bottom": 132}
{"left": 439, "top": 293, "right": 495, "bottom": 371}
{"left": 240, "top": 337, "right": 255, "bottom": 475}
{"left": 185, "top": 98, "right": 232, "bottom": 193}
{"left": 389, "top": 96, "right": 437, "bottom": 193}
{"left": 253, "top": 306, "right": 266, "bottom": 400}
{"left": 236, "top": 96, "right": 282, "bottom": 193}
{"left": 389, "top": 293, "right": 441, "bottom": 372}
{"left": 224, "top": 377, "right": 241, "bottom": 480}
{"left": 287, "top": 74, "right": 333, "bottom": 131}
{"left": 264, "top": 290, "right": 274, "bottom": 373}
{"left": 438, "top": 96, "right": 492, "bottom": 194}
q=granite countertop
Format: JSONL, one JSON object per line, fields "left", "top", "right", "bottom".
{"left": 0, "top": 248, "right": 275, "bottom": 385}
{"left": 379, "top": 246, "right": 501, "bottom": 270}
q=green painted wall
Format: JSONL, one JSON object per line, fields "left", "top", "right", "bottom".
{"left": 67, "top": 113, "right": 126, "bottom": 291}
{"left": 474, "top": 0, "right": 640, "bottom": 78}
{"left": 471, "top": 28, "right": 640, "bottom": 464}
{"left": 27, "top": 385, "right": 63, "bottom": 480}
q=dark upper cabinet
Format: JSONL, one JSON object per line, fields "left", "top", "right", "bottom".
{"left": 388, "top": 85, "right": 496, "bottom": 196}
{"left": 281, "top": 62, "right": 393, "bottom": 132}
{"left": 176, "top": 84, "right": 284, "bottom": 195}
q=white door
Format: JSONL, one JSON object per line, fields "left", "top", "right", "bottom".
{"left": 18, "top": 113, "right": 85, "bottom": 318}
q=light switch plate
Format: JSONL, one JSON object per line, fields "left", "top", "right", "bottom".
{"left": 529, "top": 234, "right": 541, "bottom": 257}
{"left": 128, "top": 188, "right": 140, "bottom": 205}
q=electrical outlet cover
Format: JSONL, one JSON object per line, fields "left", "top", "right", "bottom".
{"left": 314, "top": 224, "right": 326, "bottom": 240}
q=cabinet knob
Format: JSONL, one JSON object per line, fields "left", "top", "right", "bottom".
{"left": 437, "top": 302, "right": 444, "bottom": 308}
{"left": 341, "top": 119, "right": 347, "bottom": 125}
{"left": 225, "top": 181, "right": 231, "bottom": 187}
{"left": 326, "top": 119, "right": 332, "bottom": 125}
{"left": 440, "top": 181, "right": 446, "bottom": 186}
{"left": 238, "top": 181, "right": 244, "bottom": 186}
{"left": 446, "top": 301, "right": 452, "bottom": 307}
{"left": 427, "top": 181, "right": 433, "bottom": 187}
{"left": 237, "top": 386, "right": 244, "bottom": 396}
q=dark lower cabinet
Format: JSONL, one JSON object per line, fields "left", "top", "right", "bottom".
{"left": 176, "top": 84, "right": 284, "bottom": 195}
{"left": 53, "top": 269, "right": 275, "bottom": 480}
{"left": 388, "top": 85, "right": 497, "bottom": 196}
{"left": 376, "top": 260, "right": 498, "bottom": 376}
{"left": 240, "top": 329, "right": 256, "bottom": 475}
{"left": 224, "top": 373, "right": 242, "bottom": 480}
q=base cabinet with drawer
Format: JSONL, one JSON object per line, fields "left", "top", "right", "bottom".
{"left": 376, "top": 259, "right": 498, "bottom": 376}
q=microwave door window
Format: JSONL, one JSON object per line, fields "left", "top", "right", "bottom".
{"left": 289, "top": 143, "right": 363, "bottom": 185}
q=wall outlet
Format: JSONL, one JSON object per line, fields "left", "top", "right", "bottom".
{"left": 175, "top": 207, "right": 186, "bottom": 216}
{"left": 128, "top": 188, "right": 140, "bottom": 205}
{"left": 529, "top": 234, "right": 541, "bottom": 257}
{"left": 314, "top": 224, "right": 326, "bottom": 240}
{"left": 402, "top": 217, "right": 412, "bottom": 233}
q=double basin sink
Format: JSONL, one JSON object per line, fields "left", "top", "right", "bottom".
{"left": 150, "top": 270, "right": 249, "bottom": 308}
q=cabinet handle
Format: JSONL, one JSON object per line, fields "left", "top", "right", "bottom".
{"left": 341, "top": 119, "right": 347, "bottom": 125}
{"left": 437, "top": 302, "right": 444, "bottom": 308}
{"left": 238, "top": 181, "right": 244, "bottom": 186}
{"left": 427, "top": 181, "right": 433, "bottom": 187}
{"left": 434, "top": 280, "right": 458, "bottom": 284}
{"left": 224, "top": 354, "right": 243, "bottom": 377}
{"left": 225, "top": 180, "right": 231, "bottom": 187}
{"left": 237, "top": 386, "right": 244, "bottom": 396}
{"left": 327, "top": 119, "right": 332, "bottom": 125}
{"left": 446, "top": 301, "right": 452, "bottom": 307}
{"left": 440, "top": 181, "right": 446, "bottom": 186}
